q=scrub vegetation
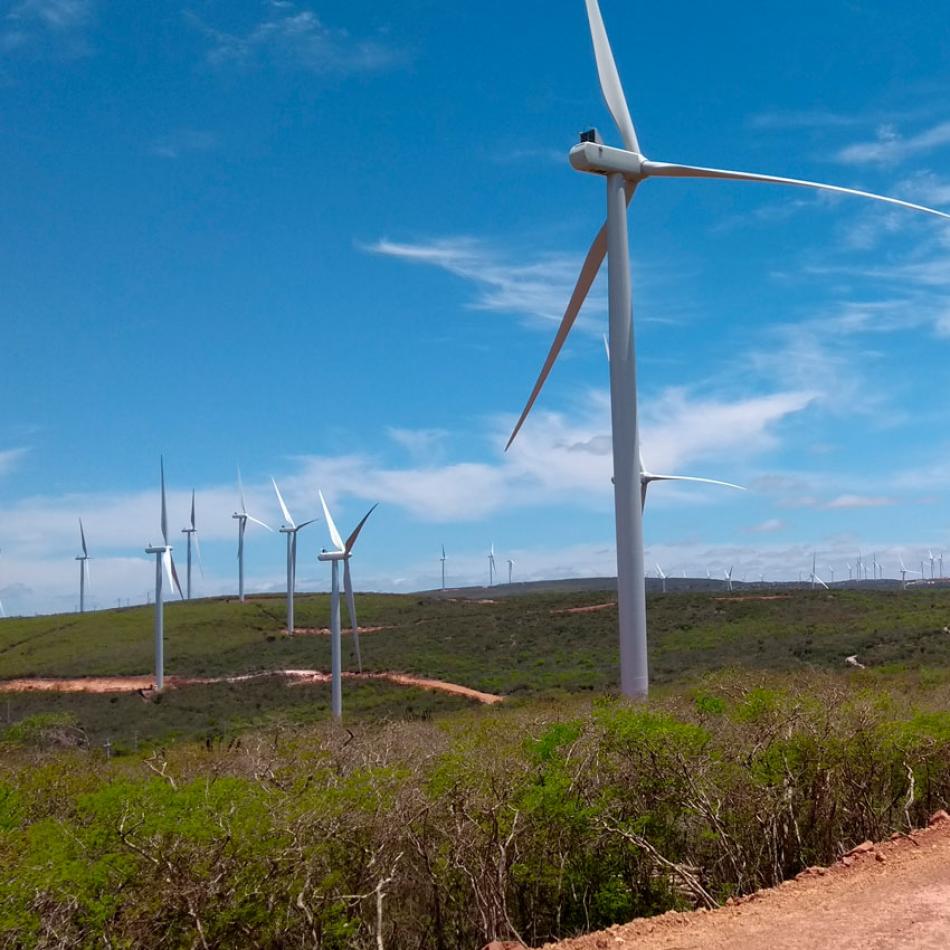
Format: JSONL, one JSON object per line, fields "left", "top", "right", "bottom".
{"left": 5, "top": 589, "right": 950, "bottom": 946}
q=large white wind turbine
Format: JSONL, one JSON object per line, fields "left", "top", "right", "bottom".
{"left": 180, "top": 490, "right": 203, "bottom": 601}
{"left": 145, "top": 458, "right": 184, "bottom": 691}
{"left": 76, "top": 519, "right": 91, "bottom": 613}
{"left": 232, "top": 468, "right": 272, "bottom": 603}
{"left": 317, "top": 491, "right": 378, "bottom": 719}
{"left": 809, "top": 553, "right": 829, "bottom": 590}
{"left": 272, "top": 479, "right": 316, "bottom": 634}
{"left": 504, "top": 0, "right": 949, "bottom": 698}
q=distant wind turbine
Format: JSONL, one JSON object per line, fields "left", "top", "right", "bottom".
{"left": 272, "top": 479, "right": 317, "bottom": 634}
{"left": 929, "top": 550, "right": 936, "bottom": 580}
{"left": 656, "top": 562, "right": 666, "bottom": 593}
{"left": 507, "top": 558, "right": 514, "bottom": 585}
{"left": 145, "top": 458, "right": 184, "bottom": 691}
{"left": 232, "top": 467, "right": 272, "bottom": 603}
{"left": 899, "top": 554, "right": 920, "bottom": 590}
{"left": 317, "top": 490, "right": 378, "bottom": 718}
{"left": 440, "top": 544, "right": 447, "bottom": 590}
{"left": 488, "top": 544, "right": 496, "bottom": 587}
{"left": 724, "top": 567, "right": 733, "bottom": 593}
{"left": 76, "top": 519, "right": 91, "bottom": 613}
{"left": 809, "top": 554, "right": 829, "bottom": 590}
{"left": 180, "top": 490, "right": 203, "bottom": 600}
{"left": 502, "top": 0, "right": 948, "bottom": 699}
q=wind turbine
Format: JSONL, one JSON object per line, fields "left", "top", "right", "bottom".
{"left": 232, "top": 467, "right": 273, "bottom": 603}
{"left": 656, "top": 562, "right": 666, "bottom": 593}
{"left": 76, "top": 519, "right": 91, "bottom": 613}
{"left": 317, "top": 491, "right": 378, "bottom": 719}
{"left": 507, "top": 558, "right": 514, "bottom": 585}
{"left": 145, "top": 458, "right": 184, "bottom": 691}
{"left": 929, "top": 550, "right": 936, "bottom": 580}
{"left": 180, "top": 490, "right": 203, "bottom": 601}
{"left": 502, "top": 0, "right": 949, "bottom": 699}
{"left": 899, "top": 554, "right": 920, "bottom": 590}
{"left": 809, "top": 554, "right": 829, "bottom": 590}
{"left": 440, "top": 544, "right": 447, "bottom": 590}
{"left": 724, "top": 567, "right": 733, "bottom": 592}
{"left": 488, "top": 544, "right": 496, "bottom": 587}
{"left": 272, "top": 479, "right": 316, "bottom": 634}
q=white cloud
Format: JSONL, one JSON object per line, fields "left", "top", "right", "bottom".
{"left": 149, "top": 130, "right": 217, "bottom": 160}
{"left": 824, "top": 494, "right": 895, "bottom": 510}
{"left": 368, "top": 236, "right": 606, "bottom": 327}
{"left": 386, "top": 427, "right": 450, "bottom": 463}
{"left": 835, "top": 121, "right": 950, "bottom": 165}
{"left": 0, "top": 447, "right": 28, "bottom": 477}
{"left": 2, "top": 0, "right": 94, "bottom": 57}
{"left": 748, "top": 518, "right": 784, "bottom": 534}
{"left": 191, "top": 5, "right": 404, "bottom": 75}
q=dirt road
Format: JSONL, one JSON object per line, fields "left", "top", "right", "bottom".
{"left": 545, "top": 813, "right": 950, "bottom": 950}
{"left": 0, "top": 670, "right": 503, "bottom": 704}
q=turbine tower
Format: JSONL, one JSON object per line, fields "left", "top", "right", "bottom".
{"left": 180, "top": 490, "right": 202, "bottom": 600}
{"left": 272, "top": 479, "right": 316, "bottom": 634}
{"left": 145, "top": 458, "right": 184, "bottom": 691}
{"left": 504, "top": 0, "right": 949, "bottom": 697}
{"left": 507, "top": 558, "right": 514, "bottom": 585}
{"left": 724, "top": 567, "right": 733, "bottom": 593}
{"left": 656, "top": 562, "right": 666, "bottom": 593}
{"left": 232, "top": 467, "right": 273, "bottom": 603}
{"left": 440, "top": 544, "right": 447, "bottom": 590}
{"left": 76, "top": 519, "right": 91, "bottom": 613}
{"left": 488, "top": 544, "right": 496, "bottom": 587}
{"left": 317, "top": 491, "right": 378, "bottom": 719}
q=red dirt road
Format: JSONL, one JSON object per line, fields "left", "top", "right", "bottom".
{"left": 545, "top": 813, "right": 950, "bottom": 950}
{"left": 0, "top": 670, "right": 503, "bottom": 705}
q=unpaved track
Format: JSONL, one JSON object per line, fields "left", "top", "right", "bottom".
{"left": 545, "top": 813, "right": 950, "bottom": 950}
{"left": 0, "top": 671, "right": 503, "bottom": 705}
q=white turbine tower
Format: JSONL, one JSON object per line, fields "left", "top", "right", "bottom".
{"left": 317, "top": 491, "right": 378, "bottom": 719}
{"left": 180, "top": 490, "right": 202, "bottom": 601}
{"left": 929, "top": 550, "right": 936, "bottom": 580}
{"left": 76, "top": 519, "right": 91, "bottom": 613}
{"left": 232, "top": 468, "right": 272, "bottom": 603}
{"left": 272, "top": 479, "right": 317, "bottom": 634}
{"left": 724, "top": 567, "right": 733, "bottom": 592}
{"left": 440, "top": 544, "right": 447, "bottom": 590}
{"left": 507, "top": 558, "right": 514, "bottom": 585}
{"left": 145, "top": 458, "right": 184, "bottom": 691}
{"left": 503, "top": 0, "right": 949, "bottom": 698}
{"left": 488, "top": 544, "right": 496, "bottom": 587}
{"left": 656, "top": 562, "right": 666, "bottom": 593}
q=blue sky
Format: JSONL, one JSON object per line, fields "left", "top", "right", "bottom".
{"left": 2, "top": 0, "right": 950, "bottom": 613}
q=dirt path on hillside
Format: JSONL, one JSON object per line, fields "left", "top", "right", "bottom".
{"left": 0, "top": 671, "right": 503, "bottom": 705}
{"left": 544, "top": 812, "right": 950, "bottom": 950}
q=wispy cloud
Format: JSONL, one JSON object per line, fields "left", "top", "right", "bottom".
{"left": 190, "top": 3, "right": 404, "bottom": 75}
{"left": 2, "top": 0, "right": 95, "bottom": 57}
{"left": 747, "top": 518, "right": 784, "bottom": 534}
{"left": 368, "top": 236, "right": 606, "bottom": 327}
{"left": 835, "top": 120, "right": 950, "bottom": 165}
{"left": 0, "top": 447, "right": 28, "bottom": 477}
{"left": 148, "top": 129, "right": 218, "bottom": 160}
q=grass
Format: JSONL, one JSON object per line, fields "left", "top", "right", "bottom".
{"left": 4, "top": 586, "right": 950, "bottom": 744}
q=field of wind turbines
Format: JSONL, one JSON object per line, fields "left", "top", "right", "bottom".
{"left": 4, "top": 0, "right": 950, "bottom": 946}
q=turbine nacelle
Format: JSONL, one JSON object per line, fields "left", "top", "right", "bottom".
{"left": 569, "top": 140, "right": 645, "bottom": 179}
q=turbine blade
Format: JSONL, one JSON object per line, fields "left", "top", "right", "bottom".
{"left": 190, "top": 489, "right": 196, "bottom": 530}
{"left": 238, "top": 465, "right": 247, "bottom": 514}
{"left": 646, "top": 474, "right": 746, "bottom": 491}
{"left": 343, "top": 559, "right": 357, "bottom": 630}
{"left": 160, "top": 457, "right": 168, "bottom": 545}
{"left": 641, "top": 161, "right": 950, "bottom": 219}
{"left": 246, "top": 514, "right": 274, "bottom": 532}
{"left": 194, "top": 531, "right": 204, "bottom": 578}
{"left": 344, "top": 504, "right": 378, "bottom": 555}
{"left": 272, "top": 479, "right": 294, "bottom": 528}
{"left": 318, "top": 490, "right": 345, "bottom": 552}
{"left": 584, "top": 0, "right": 639, "bottom": 153}
{"left": 79, "top": 517, "right": 87, "bottom": 557}
{"left": 506, "top": 220, "right": 612, "bottom": 450}
{"left": 295, "top": 518, "right": 317, "bottom": 531}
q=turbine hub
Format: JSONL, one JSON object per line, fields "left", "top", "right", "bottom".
{"left": 569, "top": 141, "right": 644, "bottom": 180}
